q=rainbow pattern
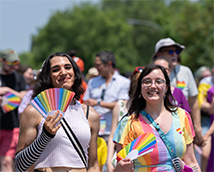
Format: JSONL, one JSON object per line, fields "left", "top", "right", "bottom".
{"left": 176, "top": 128, "right": 182, "bottom": 134}
{"left": 176, "top": 81, "right": 186, "bottom": 90}
{"left": 116, "top": 133, "right": 156, "bottom": 161}
{"left": 1, "top": 92, "right": 21, "bottom": 113}
{"left": 30, "top": 88, "right": 75, "bottom": 117}
{"left": 99, "top": 115, "right": 106, "bottom": 135}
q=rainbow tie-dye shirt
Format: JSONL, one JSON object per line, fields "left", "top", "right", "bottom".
{"left": 113, "top": 108, "right": 195, "bottom": 172}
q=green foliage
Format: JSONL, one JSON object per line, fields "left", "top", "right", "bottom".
{"left": 30, "top": 2, "right": 138, "bottom": 74}
{"left": 19, "top": 51, "right": 34, "bottom": 67}
{"left": 25, "top": 0, "right": 213, "bottom": 75}
{"left": 158, "top": 0, "right": 214, "bottom": 72}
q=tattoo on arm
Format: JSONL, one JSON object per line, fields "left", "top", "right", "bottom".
{"left": 192, "top": 166, "right": 199, "bottom": 172}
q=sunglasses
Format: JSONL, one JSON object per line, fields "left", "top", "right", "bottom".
{"left": 101, "top": 89, "right": 106, "bottom": 100}
{"left": 132, "top": 67, "right": 144, "bottom": 76}
{"left": 4, "top": 59, "right": 20, "bottom": 66}
{"left": 161, "top": 49, "right": 181, "bottom": 55}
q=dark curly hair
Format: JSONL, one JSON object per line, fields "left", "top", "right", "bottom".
{"left": 32, "top": 52, "right": 84, "bottom": 100}
{"left": 127, "top": 64, "right": 177, "bottom": 119}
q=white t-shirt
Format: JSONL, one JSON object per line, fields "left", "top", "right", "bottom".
{"left": 170, "top": 65, "right": 198, "bottom": 99}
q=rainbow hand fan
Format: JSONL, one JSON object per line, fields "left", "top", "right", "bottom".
{"left": 116, "top": 133, "right": 156, "bottom": 161}
{"left": 1, "top": 92, "right": 21, "bottom": 113}
{"left": 30, "top": 88, "right": 75, "bottom": 119}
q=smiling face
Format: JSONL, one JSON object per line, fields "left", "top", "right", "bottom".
{"left": 50, "top": 56, "right": 75, "bottom": 90}
{"left": 141, "top": 69, "right": 168, "bottom": 103}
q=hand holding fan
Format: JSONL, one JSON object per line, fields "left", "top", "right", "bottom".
{"left": 1, "top": 92, "right": 21, "bottom": 113}
{"left": 116, "top": 133, "right": 156, "bottom": 161}
{"left": 30, "top": 88, "right": 75, "bottom": 121}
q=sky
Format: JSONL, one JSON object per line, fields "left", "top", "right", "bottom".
{"left": 0, "top": 0, "right": 99, "bottom": 53}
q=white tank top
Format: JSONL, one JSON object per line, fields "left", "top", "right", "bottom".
{"left": 34, "top": 101, "right": 91, "bottom": 169}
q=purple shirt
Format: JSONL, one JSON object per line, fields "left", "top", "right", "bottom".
{"left": 207, "top": 85, "right": 214, "bottom": 171}
{"left": 170, "top": 87, "right": 191, "bottom": 114}
{"left": 18, "top": 89, "right": 33, "bottom": 116}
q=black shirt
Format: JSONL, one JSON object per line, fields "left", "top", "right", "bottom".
{"left": 0, "top": 72, "right": 26, "bottom": 129}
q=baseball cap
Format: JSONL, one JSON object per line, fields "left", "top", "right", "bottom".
{"left": 1, "top": 49, "right": 20, "bottom": 62}
{"left": 73, "top": 56, "right": 84, "bottom": 72}
{"left": 152, "top": 38, "right": 185, "bottom": 60}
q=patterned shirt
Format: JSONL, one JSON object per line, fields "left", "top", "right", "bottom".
{"left": 113, "top": 108, "right": 195, "bottom": 172}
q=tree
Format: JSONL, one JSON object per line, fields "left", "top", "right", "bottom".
{"left": 30, "top": 2, "right": 138, "bottom": 74}
{"left": 155, "top": 0, "right": 214, "bottom": 72}
{"left": 28, "top": 0, "right": 213, "bottom": 74}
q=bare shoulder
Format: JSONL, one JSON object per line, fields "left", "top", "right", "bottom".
{"left": 19, "top": 104, "right": 43, "bottom": 127}
{"left": 81, "top": 104, "right": 99, "bottom": 123}
{"left": 16, "top": 104, "right": 43, "bottom": 153}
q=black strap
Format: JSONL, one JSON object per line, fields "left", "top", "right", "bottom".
{"left": 86, "top": 105, "right": 89, "bottom": 119}
{"left": 61, "top": 118, "right": 88, "bottom": 170}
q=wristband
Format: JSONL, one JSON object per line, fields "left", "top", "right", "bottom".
{"left": 97, "top": 101, "right": 101, "bottom": 106}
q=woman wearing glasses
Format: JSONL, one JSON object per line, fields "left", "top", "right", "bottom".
{"left": 113, "top": 64, "right": 200, "bottom": 172}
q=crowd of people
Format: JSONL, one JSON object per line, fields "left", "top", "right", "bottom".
{"left": 0, "top": 37, "right": 213, "bottom": 172}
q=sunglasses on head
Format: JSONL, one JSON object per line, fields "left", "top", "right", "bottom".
{"left": 4, "top": 59, "right": 20, "bottom": 66}
{"left": 133, "top": 67, "right": 144, "bottom": 76}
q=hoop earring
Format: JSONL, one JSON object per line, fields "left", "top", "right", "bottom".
{"left": 164, "top": 92, "right": 167, "bottom": 99}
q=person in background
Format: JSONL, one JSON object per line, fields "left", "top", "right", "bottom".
{"left": 0, "top": 49, "right": 26, "bottom": 172}
{"left": 15, "top": 52, "right": 100, "bottom": 172}
{"left": 83, "top": 50, "right": 130, "bottom": 144}
{"left": 106, "top": 66, "right": 144, "bottom": 172}
{"left": 204, "top": 83, "right": 214, "bottom": 171}
{"left": 194, "top": 66, "right": 211, "bottom": 87}
{"left": 17, "top": 64, "right": 34, "bottom": 89}
{"left": 113, "top": 64, "right": 200, "bottom": 172}
{"left": 67, "top": 50, "right": 87, "bottom": 103}
{"left": 196, "top": 64, "right": 214, "bottom": 171}
{"left": 85, "top": 67, "right": 99, "bottom": 82}
{"left": 151, "top": 37, "right": 203, "bottom": 147}
{"left": 153, "top": 57, "right": 191, "bottom": 113}
{"left": 18, "top": 70, "right": 40, "bottom": 117}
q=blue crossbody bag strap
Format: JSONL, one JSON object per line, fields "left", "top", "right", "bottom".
{"left": 140, "top": 110, "right": 177, "bottom": 159}
{"left": 140, "top": 110, "right": 184, "bottom": 172}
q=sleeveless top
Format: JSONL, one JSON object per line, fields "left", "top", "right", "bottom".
{"left": 34, "top": 100, "right": 91, "bottom": 169}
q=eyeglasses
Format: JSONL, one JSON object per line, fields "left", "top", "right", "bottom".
{"left": 160, "top": 49, "right": 181, "bottom": 55}
{"left": 141, "top": 79, "right": 166, "bottom": 87}
{"left": 132, "top": 67, "right": 144, "bottom": 76}
{"left": 101, "top": 89, "right": 106, "bottom": 100}
{"left": 4, "top": 59, "right": 20, "bottom": 66}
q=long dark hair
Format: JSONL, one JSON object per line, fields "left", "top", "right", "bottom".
{"left": 32, "top": 52, "right": 84, "bottom": 100}
{"left": 127, "top": 64, "right": 177, "bottom": 119}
